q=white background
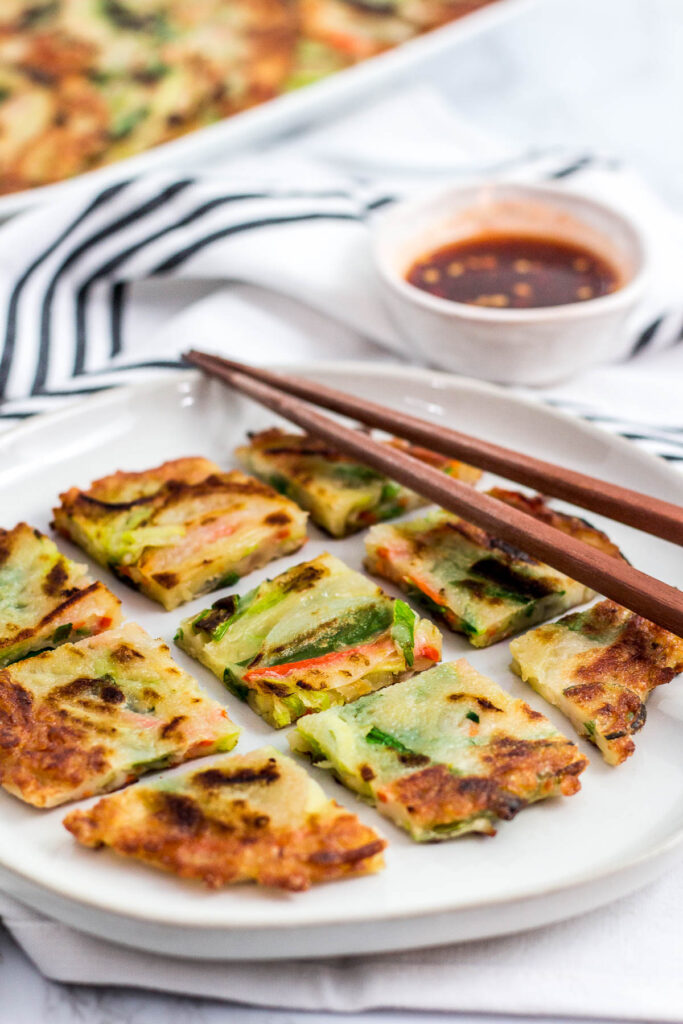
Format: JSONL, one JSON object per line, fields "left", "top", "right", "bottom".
{"left": 2, "top": 0, "right": 682, "bottom": 1018}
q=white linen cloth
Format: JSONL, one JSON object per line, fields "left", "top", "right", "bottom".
{"left": 1, "top": 86, "right": 683, "bottom": 1015}
{"left": 0, "top": 873, "right": 681, "bottom": 1020}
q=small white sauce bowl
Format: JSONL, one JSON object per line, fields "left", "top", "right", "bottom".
{"left": 372, "top": 182, "right": 648, "bottom": 385}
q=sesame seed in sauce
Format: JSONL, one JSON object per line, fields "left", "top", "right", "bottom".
{"left": 422, "top": 267, "right": 440, "bottom": 283}
{"left": 406, "top": 235, "right": 619, "bottom": 309}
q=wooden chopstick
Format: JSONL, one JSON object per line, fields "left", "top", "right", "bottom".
{"left": 185, "top": 349, "right": 683, "bottom": 638}
{"left": 185, "top": 351, "right": 683, "bottom": 547}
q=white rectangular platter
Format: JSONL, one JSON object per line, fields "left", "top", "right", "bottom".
{"left": 0, "top": 362, "right": 682, "bottom": 960}
{"left": 0, "top": 0, "right": 541, "bottom": 220}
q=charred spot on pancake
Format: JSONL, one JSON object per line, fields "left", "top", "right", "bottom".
{"left": 156, "top": 792, "right": 205, "bottom": 833}
{"left": 475, "top": 696, "right": 502, "bottom": 712}
{"left": 77, "top": 492, "right": 158, "bottom": 512}
{"left": 48, "top": 674, "right": 125, "bottom": 705}
{"left": 564, "top": 680, "right": 604, "bottom": 704}
{"left": 152, "top": 572, "right": 179, "bottom": 590}
{"left": 241, "top": 811, "right": 270, "bottom": 829}
{"left": 160, "top": 715, "right": 186, "bottom": 739}
{"left": 578, "top": 613, "right": 681, "bottom": 690}
{"left": 469, "top": 557, "right": 553, "bottom": 599}
{"left": 343, "top": 0, "right": 396, "bottom": 12}
{"left": 562, "top": 758, "right": 589, "bottom": 776}
{"left": 101, "top": 683, "right": 125, "bottom": 704}
{"left": 459, "top": 578, "right": 501, "bottom": 603}
{"left": 259, "top": 680, "right": 291, "bottom": 697}
{"left": 193, "top": 759, "right": 280, "bottom": 788}
{"left": 444, "top": 516, "right": 540, "bottom": 565}
{"left": 263, "top": 511, "right": 290, "bottom": 526}
{"left": 37, "top": 582, "right": 100, "bottom": 628}
{"left": 628, "top": 701, "right": 647, "bottom": 733}
{"left": 280, "top": 564, "right": 326, "bottom": 594}
{"left": 0, "top": 682, "right": 34, "bottom": 751}
{"left": 398, "top": 752, "right": 430, "bottom": 767}
{"left": 308, "top": 839, "right": 386, "bottom": 866}
{"left": 110, "top": 643, "right": 144, "bottom": 663}
{"left": 159, "top": 474, "right": 276, "bottom": 501}
{"left": 192, "top": 594, "right": 242, "bottom": 636}
{"left": 488, "top": 538, "right": 538, "bottom": 564}
{"left": 388, "top": 764, "right": 527, "bottom": 825}
{"left": 565, "top": 680, "right": 647, "bottom": 738}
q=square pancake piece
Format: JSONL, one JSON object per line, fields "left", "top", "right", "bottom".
{"left": 0, "top": 522, "right": 121, "bottom": 667}
{"left": 236, "top": 427, "right": 480, "bottom": 537}
{"left": 0, "top": 622, "right": 240, "bottom": 807}
{"left": 53, "top": 457, "right": 308, "bottom": 609}
{"left": 364, "top": 488, "right": 624, "bottom": 647}
{"left": 176, "top": 551, "right": 442, "bottom": 728}
{"left": 291, "top": 659, "right": 587, "bottom": 840}
{"left": 64, "top": 747, "right": 386, "bottom": 891}
{"left": 510, "top": 599, "right": 683, "bottom": 766}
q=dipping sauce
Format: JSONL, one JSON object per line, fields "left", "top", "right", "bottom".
{"left": 406, "top": 234, "right": 620, "bottom": 309}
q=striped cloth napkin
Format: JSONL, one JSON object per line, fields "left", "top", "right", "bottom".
{"left": 0, "top": 84, "right": 682, "bottom": 464}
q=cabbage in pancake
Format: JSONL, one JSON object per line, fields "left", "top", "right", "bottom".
{"left": 511, "top": 599, "right": 683, "bottom": 766}
{"left": 236, "top": 427, "right": 480, "bottom": 538}
{"left": 364, "top": 488, "right": 624, "bottom": 647}
{"left": 292, "top": 659, "right": 587, "bottom": 840}
{"left": 53, "top": 457, "right": 307, "bottom": 610}
{"left": 0, "top": 622, "right": 239, "bottom": 807}
{"left": 64, "top": 746, "right": 386, "bottom": 890}
{"left": 176, "top": 551, "right": 442, "bottom": 727}
{"left": 0, "top": 522, "right": 121, "bottom": 667}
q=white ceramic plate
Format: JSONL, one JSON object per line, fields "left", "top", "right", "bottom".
{"left": 0, "top": 363, "right": 682, "bottom": 961}
{"left": 0, "top": 0, "right": 539, "bottom": 219}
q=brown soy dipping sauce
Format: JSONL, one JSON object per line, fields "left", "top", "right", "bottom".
{"left": 406, "top": 234, "right": 621, "bottom": 309}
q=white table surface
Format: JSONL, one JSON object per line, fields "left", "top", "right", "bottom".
{"left": 2, "top": 0, "right": 681, "bottom": 1018}
{"left": 0, "top": 918, "right": 645, "bottom": 1024}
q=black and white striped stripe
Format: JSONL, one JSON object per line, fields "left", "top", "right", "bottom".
{"left": 0, "top": 179, "right": 131, "bottom": 402}
{"left": 544, "top": 400, "right": 683, "bottom": 464}
{"left": 0, "top": 173, "right": 380, "bottom": 414}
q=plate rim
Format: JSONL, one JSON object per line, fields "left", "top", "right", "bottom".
{"left": 1, "top": 359, "right": 682, "bottom": 932}
{"left": 2, "top": 361, "right": 682, "bottom": 498}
